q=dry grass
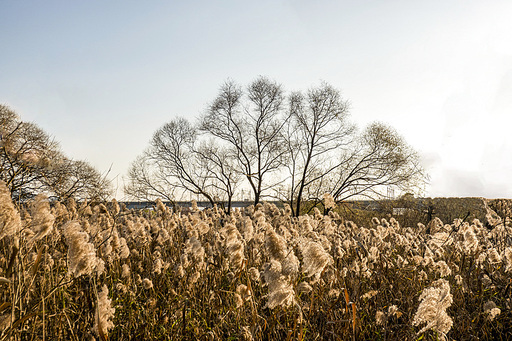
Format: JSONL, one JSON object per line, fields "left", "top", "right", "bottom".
{"left": 1, "top": 193, "right": 511, "bottom": 340}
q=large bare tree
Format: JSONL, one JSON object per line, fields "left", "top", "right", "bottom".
{"left": 126, "top": 78, "right": 426, "bottom": 214}
{"left": 194, "top": 140, "right": 241, "bottom": 213}
{"left": 200, "top": 77, "right": 289, "bottom": 205}
{"left": 283, "top": 84, "right": 426, "bottom": 216}
{"left": 285, "top": 82, "right": 354, "bottom": 216}
{"left": 331, "top": 122, "right": 425, "bottom": 201}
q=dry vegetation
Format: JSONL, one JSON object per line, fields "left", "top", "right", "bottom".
{"left": 1, "top": 181, "right": 512, "bottom": 340}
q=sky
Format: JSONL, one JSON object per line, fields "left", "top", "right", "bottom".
{"left": 1, "top": 0, "right": 512, "bottom": 199}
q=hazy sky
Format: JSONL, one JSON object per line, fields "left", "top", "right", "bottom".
{"left": 2, "top": 0, "right": 512, "bottom": 199}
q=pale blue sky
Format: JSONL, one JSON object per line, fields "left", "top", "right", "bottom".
{"left": 2, "top": 1, "right": 512, "bottom": 198}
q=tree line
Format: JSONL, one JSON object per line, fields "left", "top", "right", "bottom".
{"left": 0, "top": 104, "right": 111, "bottom": 203}
{"left": 125, "top": 77, "right": 426, "bottom": 216}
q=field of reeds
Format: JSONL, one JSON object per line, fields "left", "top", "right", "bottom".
{"left": 1, "top": 182, "right": 511, "bottom": 340}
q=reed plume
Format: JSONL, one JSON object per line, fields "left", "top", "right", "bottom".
{"left": 0, "top": 180, "right": 20, "bottom": 241}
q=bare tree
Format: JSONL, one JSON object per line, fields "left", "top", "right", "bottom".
{"left": 1, "top": 107, "right": 58, "bottom": 200}
{"left": 124, "top": 154, "right": 178, "bottom": 204}
{"left": 194, "top": 140, "right": 241, "bottom": 213}
{"left": 45, "top": 158, "right": 111, "bottom": 202}
{"left": 125, "top": 118, "right": 241, "bottom": 211}
{"left": 126, "top": 78, "right": 426, "bottom": 214}
{"left": 150, "top": 118, "right": 216, "bottom": 205}
{"left": 0, "top": 104, "right": 112, "bottom": 202}
{"left": 285, "top": 82, "right": 354, "bottom": 216}
{"left": 331, "top": 122, "right": 425, "bottom": 201}
{"left": 200, "top": 77, "right": 289, "bottom": 205}
{"left": 284, "top": 85, "right": 425, "bottom": 216}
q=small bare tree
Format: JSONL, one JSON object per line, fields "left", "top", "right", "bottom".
{"left": 124, "top": 154, "right": 178, "bottom": 204}
{"left": 1, "top": 107, "right": 58, "bottom": 200}
{"left": 0, "top": 105, "right": 111, "bottom": 202}
{"left": 125, "top": 118, "right": 241, "bottom": 212}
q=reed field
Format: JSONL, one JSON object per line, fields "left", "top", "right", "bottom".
{"left": 1, "top": 182, "right": 511, "bottom": 340}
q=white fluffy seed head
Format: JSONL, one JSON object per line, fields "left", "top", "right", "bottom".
{"left": 265, "top": 279, "right": 295, "bottom": 309}
{"left": 413, "top": 279, "right": 453, "bottom": 338}
{"left": 264, "top": 229, "right": 287, "bottom": 261}
{"left": 29, "top": 194, "right": 55, "bottom": 241}
{"left": 483, "top": 301, "right": 501, "bottom": 321}
{"left": 94, "top": 285, "right": 115, "bottom": 339}
{"left": 142, "top": 278, "right": 153, "bottom": 290}
{"left": 0, "top": 181, "right": 21, "bottom": 241}
{"left": 376, "top": 311, "right": 386, "bottom": 325}
{"left": 322, "top": 193, "right": 336, "bottom": 210}
{"left": 302, "top": 241, "right": 332, "bottom": 278}
{"left": 121, "top": 264, "right": 131, "bottom": 278}
{"left": 236, "top": 284, "right": 252, "bottom": 302}
{"left": 297, "top": 281, "right": 313, "bottom": 294}
{"left": 488, "top": 248, "right": 501, "bottom": 264}
{"left": 248, "top": 267, "right": 260, "bottom": 282}
{"left": 504, "top": 247, "right": 512, "bottom": 272}
{"left": 435, "top": 261, "right": 452, "bottom": 277}
{"left": 63, "top": 221, "right": 100, "bottom": 278}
